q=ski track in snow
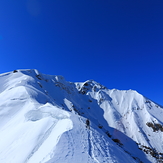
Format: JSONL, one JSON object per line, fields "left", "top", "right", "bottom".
{"left": 65, "top": 130, "right": 75, "bottom": 159}
{"left": 78, "top": 116, "right": 87, "bottom": 153}
{"left": 89, "top": 130, "right": 100, "bottom": 163}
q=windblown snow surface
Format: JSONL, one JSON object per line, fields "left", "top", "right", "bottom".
{"left": 0, "top": 69, "right": 162, "bottom": 163}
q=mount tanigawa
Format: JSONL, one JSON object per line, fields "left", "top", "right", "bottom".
{"left": 0, "top": 69, "right": 163, "bottom": 163}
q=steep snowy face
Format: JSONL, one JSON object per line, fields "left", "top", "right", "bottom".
{"left": 75, "top": 80, "right": 163, "bottom": 162}
{"left": 0, "top": 69, "right": 162, "bottom": 163}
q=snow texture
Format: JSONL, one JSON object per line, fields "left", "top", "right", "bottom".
{"left": 0, "top": 69, "right": 162, "bottom": 163}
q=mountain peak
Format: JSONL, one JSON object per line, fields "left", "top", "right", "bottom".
{"left": 0, "top": 69, "right": 162, "bottom": 163}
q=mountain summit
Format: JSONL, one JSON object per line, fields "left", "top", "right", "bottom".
{"left": 0, "top": 69, "right": 162, "bottom": 163}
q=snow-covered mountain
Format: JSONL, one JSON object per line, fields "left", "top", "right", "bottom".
{"left": 0, "top": 69, "right": 162, "bottom": 163}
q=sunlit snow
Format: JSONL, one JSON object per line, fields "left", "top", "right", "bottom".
{"left": 0, "top": 69, "right": 162, "bottom": 163}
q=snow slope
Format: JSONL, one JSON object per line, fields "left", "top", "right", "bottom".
{"left": 0, "top": 69, "right": 162, "bottom": 163}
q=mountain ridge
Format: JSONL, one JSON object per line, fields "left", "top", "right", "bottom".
{"left": 0, "top": 69, "right": 162, "bottom": 163}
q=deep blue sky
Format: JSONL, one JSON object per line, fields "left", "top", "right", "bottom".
{"left": 0, "top": 0, "right": 163, "bottom": 105}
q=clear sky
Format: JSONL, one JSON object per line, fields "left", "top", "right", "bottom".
{"left": 0, "top": 0, "right": 163, "bottom": 105}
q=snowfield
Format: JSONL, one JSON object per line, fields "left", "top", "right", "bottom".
{"left": 0, "top": 69, "right": 162, "bottom": 163}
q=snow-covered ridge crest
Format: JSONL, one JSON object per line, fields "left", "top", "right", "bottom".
{"left": 0, "top": 69, "right": 162, "bottom": 163}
